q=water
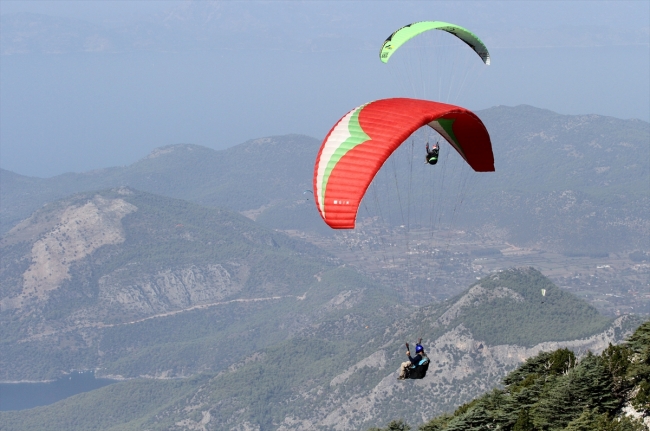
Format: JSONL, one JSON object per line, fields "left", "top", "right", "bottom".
{"left": 0, "top": 371, "right": 117, "bottom": 411}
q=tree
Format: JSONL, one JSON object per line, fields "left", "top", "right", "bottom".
{"left": 513, "top": 409, "right": 534, "bottom": 431}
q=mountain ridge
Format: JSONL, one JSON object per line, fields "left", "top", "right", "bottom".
{"left": 2, "top": 106, "right": 648, "bottom": 253}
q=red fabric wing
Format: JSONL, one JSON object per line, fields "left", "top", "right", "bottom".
{"left": 314, "top": 98, "right": 494, "bottom": 229}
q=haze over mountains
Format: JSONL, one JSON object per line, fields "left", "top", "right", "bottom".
{"left": 2, "top": 1, "right": 648, "bottom": 177}
{"left": 3, "top": 3, "right": 648, "bottom": 56}
{"left": 3, "top": 105, "right": 648, "bottom": 254}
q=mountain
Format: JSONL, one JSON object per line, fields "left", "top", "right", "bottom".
{"left": 0, "top": 135, "right": 322, "bottom": 236}
{"left": 2, "top": 106, "right": 648, "bottom": 252}
{"left": 462, "top": 106, "right": 650, "bottom": 253}
{"left": 1, "top": 267, "right": 641, "bottom": 430}
{"left": 478, "top": 105, "right": 649, "bottom": 193}
{"left": 0, "top": 187, "right": 401, "bottom": 381}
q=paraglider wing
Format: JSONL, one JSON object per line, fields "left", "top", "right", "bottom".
{"left": 313, "top": 98, "right": 494, "bottom": 229}
{"left": 380, "top": 21, "right": 490, "bottom": 65}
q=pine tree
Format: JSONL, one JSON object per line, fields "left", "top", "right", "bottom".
{"left": 572, "top": 353, "right": 619, "bottom": 414}
{"left": 386, "top": 420, "right": 411, "bottom": 431}
{"left": 513, "top": 409, "right": 534, "bottom": 431}
{"left": 602, "top": 343, "right": 633, "bottom": 404}
{"left": 625, "top": 321, "right": 650, "bottom": 413}
{"left": 534, "top": 374, "right": 582, "bottom": 429}
{"left": 564, "top": 409, "right": 647, "bottom": 431}
{"left": 563, "top": 409, "right": 605, "bottom": 431}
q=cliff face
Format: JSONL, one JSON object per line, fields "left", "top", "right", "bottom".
{"left": 1, "top": 194, "right": 137, "bottom": 311}
{"left": 96, "top": 264, "right": 239, "bottom": 315}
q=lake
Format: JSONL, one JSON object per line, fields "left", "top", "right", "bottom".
{"left": 0, "top": 371, "right": 117, "bottom": 411}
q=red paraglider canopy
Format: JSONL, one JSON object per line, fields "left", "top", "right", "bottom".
{"left": 313, "top": 98, "right": 494, "bottom": 229}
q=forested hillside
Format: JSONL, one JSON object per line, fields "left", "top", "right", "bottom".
{"left": 370, "top": 320, "right": 650, "bottom": 431}
{"left": 1, "top": 267, "right": 641, "bottom": 430}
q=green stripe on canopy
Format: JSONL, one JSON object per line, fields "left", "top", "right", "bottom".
{"left": 319, "top": 107, "right": 370, "bottom": 211}
{"left": 380, "top": 21, "right": 490, "bottom": 65}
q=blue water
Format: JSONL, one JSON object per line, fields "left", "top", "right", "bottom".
{"left": 0, "top": 371, "right": 117, "bottom": 411}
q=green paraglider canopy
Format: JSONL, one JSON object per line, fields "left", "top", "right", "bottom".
{"left": 380, "top": 21, "right": 490, "bottom": 65}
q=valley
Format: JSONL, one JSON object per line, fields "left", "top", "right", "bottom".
{"left": 287, "top": 224, "right": 650, "bottom": 316}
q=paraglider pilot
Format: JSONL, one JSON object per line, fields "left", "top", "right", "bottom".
{"left": 425, "top": 142, "right": 439, "bottom": 165}
{"left": 398, "top": 338, "right": 425, "bottom": 379}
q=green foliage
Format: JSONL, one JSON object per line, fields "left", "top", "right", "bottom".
{"left": 564, "top": 409, "right": 646, "bottom": 431}
{"left": 548, "top": 348, "right": 577, "bottom": 375}
{"left": 564, "top": 409, "right": 609, "bottom": 431}
{"left": 625, "top": 321, "right": 650, "bottom": 413}
{"left": 513, "top": 409, "right": 534, "bottom": 431}
{"left": 452, "top": 268, "right": 612, "bottom": 346}
{"left": 417, "top": 414, "right": 452, "bottom": 431}
{"left": 602, "top": 343, "right": 634, "bottom": 405}
{"left": 416, "top": 320, "right": 650, "bottom": 431}
{"left": 534, "top": 353, "right": 618, "bottom": 429}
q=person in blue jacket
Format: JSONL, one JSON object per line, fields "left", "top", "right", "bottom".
{"left": 398, "top": 338, "right": 426, "bottom": 379}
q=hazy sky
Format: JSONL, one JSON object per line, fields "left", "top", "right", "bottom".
{"left": 1, "top": 1, "right": 648, "bottom": 177}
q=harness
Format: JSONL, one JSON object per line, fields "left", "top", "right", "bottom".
{"left": 406, "top": 357, "right": 430, "bottom": 379}
{"left": 410, "top": 357, "right": 429, "bottom": 368}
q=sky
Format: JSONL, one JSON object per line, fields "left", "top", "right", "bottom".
{"left": 1, "top": 1, "right": 648, "bottom": 178}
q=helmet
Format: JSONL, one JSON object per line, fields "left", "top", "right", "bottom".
{"left": 415, "top": 344, "right": 424, "bottom": 353}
